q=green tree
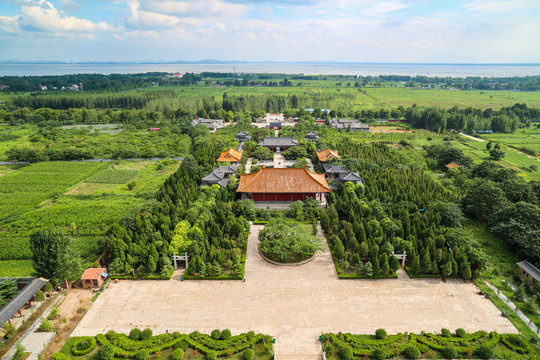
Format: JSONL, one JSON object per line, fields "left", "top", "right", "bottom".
{"left": 410, "top": 256, "right": 421, "bottom": 276}
{"left": 30, "top": 229, "right": 81, "bottom": 284}
{"left": 489, "top": 149, "right": 505, "bottom": 160}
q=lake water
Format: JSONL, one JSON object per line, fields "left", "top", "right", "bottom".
{"left": 1, "top": 62, "right": 540, "bottom": 77}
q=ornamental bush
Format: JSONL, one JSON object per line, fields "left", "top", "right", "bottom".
{"left": 175, "top": 340, "right": 189, "bottom": 350}
{"left": 221, "top": 329, "right": 232, "bottom": 340}
{"left": 244, "top": 349, "right": 254, "bottom": 360}
{"left": 98, "top": 344, "right": 115, "bottom": 360}
{"left": 475, "top": 344, "right": 494, "bottom": 359}
{"left": 441, "top": 328, "right": 452, "bottom": 337}
{"left": 141, "top": 328, "right": 152, "bottom": 340}
{"left": 35, "top": 290, "right": 45, "bottom": 302}
{"left": 129, "top": 328, "right": 142, "bottom": 340}
{"left": 135, "top": 349, "right": 149, "bottom": 360}
{"left": 455, "top": 328, "right": 466, "bottom": 338}
{"left": 339, "top": 345, "right": 353, "bottom": 360}
{"left": 417, "top": 344, "right": 429, "bottom": 354}
{"left": 172, "top": 348, "right": 184, "bottom": 360}
{"left": 375, "top": 328, "right": 387, "bottom": 340}
{"left": 442, "top": 346, "right": 458, "bottom": 359}
{"left": 372, "top": 348, "right": 386, "bottom": 359}
{"left": 501, "top": 334, "right": 531, "bottom": 354}
{"left": 207, "top": 351, "right": 217, "bottom": 360}
{"left": 405, "top": 346, "right": 421, "bottom": 359}
{"left": 72, "top": 337, "right": 97, "bottom": 356}
{"left": 52, "top": 353, "right": 68, "bottom": 360}
{"left": 211, "top": 329, "right": 221, "bottom": 340}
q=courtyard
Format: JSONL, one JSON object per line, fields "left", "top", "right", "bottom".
{"left": 72, "top": 224, "right": 516, "bottom": 359}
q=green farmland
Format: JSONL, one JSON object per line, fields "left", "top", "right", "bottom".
{"left": 0, "top": 159, "right": 180, "bottom": 277}
{"left": 142, "top": 80, "right": 540, "bottom": 110}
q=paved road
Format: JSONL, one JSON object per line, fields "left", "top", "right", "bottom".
{"left": 73, "top": 225, "right": 516, "bottom": 359}
{"left": 459, "top": 132, "right": 486, "bottom": 142}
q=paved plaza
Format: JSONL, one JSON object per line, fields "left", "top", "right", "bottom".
{"left": 73, "top": 225, "right": 516, "bottom": 359}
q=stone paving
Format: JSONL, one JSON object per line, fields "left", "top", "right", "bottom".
{"left": 72, "top": 225, "right": 516, "bottom": 359}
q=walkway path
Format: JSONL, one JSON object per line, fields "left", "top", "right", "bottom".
{"left": 2, "top": 297, "right": 61, "bottom": 360}
{"left": 245, "top": 158, "right": 253, "bottom": 174}
{"left": 274, "top": 154, "right": 286, "bottom": 168}
{"left": 459, "top": 132, "right": 486, "bottom": 142}
{"left": 305, "top": 158, "right": 315, "bottom": 172}
{"left": 73, "top": 226, "right": 516, "bottom": 359}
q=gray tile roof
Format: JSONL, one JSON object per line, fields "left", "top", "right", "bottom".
{"left": 0, "top": 278, "right": 48, "bottom": 325}
{"left": 322, "top": 164, "right": 350, "bottom": 174}
{"left": 258, "top": 137, "right": 298, "bottom": 147}
{"left": 517, "top": 261, "right": 540, "bottom": 282}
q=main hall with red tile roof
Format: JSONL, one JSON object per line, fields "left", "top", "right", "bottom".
{"left": 237, "top": 166, "right": 331, "bottom": 202}
{"left": 217, "top": 148, "right": 243, "bottom": 162}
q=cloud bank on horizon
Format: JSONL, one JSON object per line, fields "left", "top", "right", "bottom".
{"left": 0, "top": 0, "right": 539, "bottom": 62}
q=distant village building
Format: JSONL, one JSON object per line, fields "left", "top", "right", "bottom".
{"left": 304, "top": 131, "right": 320, "bottom": 142}
{"left": 258, "top": 137, "right": 298, "bottom": 152}
{"left": 316, "top": 148, "right": 340, "bottom": 162}
{"left": 237, "top": 167, "right": 331, "bottom": 202}
{"left": 235, "top": 131, "right": 251, "bottom": 142}
{"left": 81, "top": 268, "right": 108, "bottom": 289}
{"left": 217, "top": 148, "right": 243, "bottom": 163}
{"left": 192, "top": 118, "right": 224, "bottom": 132}
{"left": 329, "top": 119, "right": 370, "bottom": 132}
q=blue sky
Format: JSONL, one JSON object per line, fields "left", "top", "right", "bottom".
{"left": 0, "top": 0, "right": 539, "bottom": 62}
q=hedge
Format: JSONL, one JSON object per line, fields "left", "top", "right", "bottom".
{"left": 332, "top": 255, "right": 398, "bottom": 279}
{"left": 500, "top": 334, "right": 531, "bottom": 354}
{"left": 71, "top": 337, "right": 97, "bottom": 356}
{"left": 110, "top": 268, "right": 174, "bottom": 280}
{"left": 76, "top": 330, "right": 269, "bottom": 359}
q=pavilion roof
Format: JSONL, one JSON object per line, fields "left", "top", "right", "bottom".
{"left": 0, "top": 278, "right": 48, "bottom": 325}
{"left": 316, "top": 148, "right": 341, "bottom": 162}
{"left": 217, "top": 148, "right": 243, "bottom": 162}
{"left": 258, "top": 137, "right": 298, "bottom": 147}
{"left": 237, "top": 167, "right": 331, "bottom": 194}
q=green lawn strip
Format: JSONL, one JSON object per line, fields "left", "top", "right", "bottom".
{"left": 475, "top": 279, "right": 540, "bottom": 348}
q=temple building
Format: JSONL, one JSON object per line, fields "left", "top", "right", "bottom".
{"left": 235, "top": 131, "right": 251, "bottom": 142}
{"left": 237, "top": 167, "right": 331, "bottom": 202}
{"left": 258, "top": 137, "right": 298, "bottom": 152}
{"left": 217, "top": 148, "right": 243, "bottom": 163}
{"left": 316, "top": 148, "right": 340, "bottom": 162}
{"left": 304, "top": 131, "right": 320, "bottom": 142}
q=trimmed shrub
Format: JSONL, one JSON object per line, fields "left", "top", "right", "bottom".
{"left": 417, "top": 343, "right": 429, "bottom": 354}
{"left": 244, "top": 349, "right": 255, "bottom": 360}
{"left": 475, "top": 344, "right": 493, "bottom": 359}
{"left": 375, "top": 328, "right": 387, "bottom": 340}
{"left": 207, "top": 351, "right": 217, "bottom": 360}
{"left": 442, "top": 346, "right": 458, "bottom": 359}
{"left": 501, "top": 334, "right": 531, "bottom": 354}
{"left": 172, "top": 348, "right": 184, "bottom": 360}
{"left": 176, "top": 340, "right": 189, "bottom": 351}
{"left": 98, "top": 343, "right": 115, "bottom": 360}
{"left": 135, "top": 349, "right": 149, "bottom": 360}
{"left": 441, "top": 328, "right": 452, "bottom": 337}
{"left": 39, "top": 320, "right": 52, "bottom": 332}
{"left": 221, "top": 329, "right": 232, "bottom": 340}
{"left": 211, "top": 329, "right": 221, "bottom": 340}
{"left": 35, "top": 290, "right": 45, "bottom": 302}
{"left": 455, "top": 328, "right": 466, "bottom": 338}
{"left": 52, "top": 353, "right": 68, "bottom": 360}
{"left": 129, "top": 328, "right": 142, "bottom": 340}
{"left": 372, "top": 348, "right": 386, "bottom": 359}
{"left": 141, "top": 328, "right": 153, "bottom": 340}
{"left": 72, "top": 337, "right": 97, "bottom": 356}
{"left": 339, "top": 345, "right": 353, "bottom": 360}
{"left": 405, "top": 346, "right": 421, "bottom": 359}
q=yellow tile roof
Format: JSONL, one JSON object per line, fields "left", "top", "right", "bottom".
{"left": 217, "top": 148, "right": 243, "bottom": 162}
{"left": 237, "top": 167, "right": 331, "bottom": 193}
{"left": 316, "top": 148, "right": 340, "bottom": 162}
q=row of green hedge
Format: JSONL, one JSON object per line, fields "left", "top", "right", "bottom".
{"left": 88, "top": 330, "right": 269, "bottom": 359}
{"left": 110, "top": 268, "right": 174, "bottom": 280}
{"left": 324, "top": 330, "right": 533, "bottom": 359}
{"left": 332, "top": 254, "right": 398, "bottom": 279}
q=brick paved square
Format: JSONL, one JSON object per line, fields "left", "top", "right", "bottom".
{"left": 72, "top": 225, "right": 516, "bottom": 359}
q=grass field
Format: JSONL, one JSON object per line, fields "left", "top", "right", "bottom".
{"left": 146, "top": 80, "right": 540, "bottom": 110}
{"left": 483, "top": 126, "right": 540, "bottom": 154}
{"left": 0, "top": 159, "right": 180, "bottom": 277}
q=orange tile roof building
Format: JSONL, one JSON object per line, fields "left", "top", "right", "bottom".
{"left": 237, "top": 167, "right": 331, "bottom": 202}
{"left": 217, "top": 148, "right": 243, "bottom": 163}
{"left": 81, "top": 267, "right": 107, "bottom": 288}
{"left": 316, "top": 148, "right": 341, "bottom": 162}
{"left": 444, "top": 161, "right": 462, "bottom": 173}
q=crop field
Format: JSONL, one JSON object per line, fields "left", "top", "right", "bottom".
{"left": 148, "top": 81, "right": 540, "bottom": 110}
{"left": 0, "top": 159, "right": 180, "bottom": 277}
{"left": 482, "top": 127, "right": 540, "bottom": 154}
{"left": 0, "top": 161, "right": 107, "bottom": 219}
{"left": 85, "top": 169, "right": 138, "bottom": 184}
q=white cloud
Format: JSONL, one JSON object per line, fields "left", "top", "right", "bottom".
{"left": 363, "top": 1, "right": 410, "bottom": 15}
{"left": 464, "top": 0, "right": 538, "bottom": 13}
{"left": 59, "top": 0, "right": 81, "bottom": 11}
{"left": 0, "top": 15, "right": 21, "bottom": 33}
{"left": 19, "top": 1, "right": 118, "bottom": 32}
{"left": 137, "top": 0, "right": 247, "bottom": 17}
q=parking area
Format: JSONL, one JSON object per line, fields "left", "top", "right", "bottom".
{"left": 72, "top": 224, "right": 516, "bottom": 359}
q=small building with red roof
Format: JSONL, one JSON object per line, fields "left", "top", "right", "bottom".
{"left": 81, "top": 267, "right": 108, "bottom": 288}
{"left": 217, "top": 148, "right": 243, "bottom": 163}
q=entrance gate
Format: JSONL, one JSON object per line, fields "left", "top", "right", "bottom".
{"left": 172, "top": 253, "right": 189, "bottom": 269}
